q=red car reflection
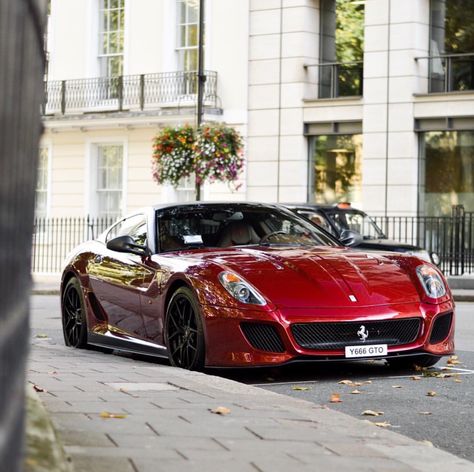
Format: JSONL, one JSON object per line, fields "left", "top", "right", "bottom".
{"left": 61, "top": 203, "right": 455, "bottom": 370}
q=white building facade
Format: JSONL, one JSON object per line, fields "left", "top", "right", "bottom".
{"left": 39, "top": 0, "right": 474, "bottom": 219}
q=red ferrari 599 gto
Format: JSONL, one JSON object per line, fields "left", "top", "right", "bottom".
{"left": 61, "top": 202, "right": 455, "bottom": 370}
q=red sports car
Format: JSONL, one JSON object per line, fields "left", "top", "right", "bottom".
{"left": 61, "top": 202, "right": 455, "bottom": 370}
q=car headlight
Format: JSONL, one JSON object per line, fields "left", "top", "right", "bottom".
{"left": 416, "top": 265, "right": 446, "bottom": 299}
{"left": 218, "top": 271, "right": 266, "bottom": 306}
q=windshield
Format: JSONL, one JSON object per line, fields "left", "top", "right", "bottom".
{"left": 327, "top": 210, "right": 385, "bottom": 240}
{"left": 157, "top": 205, "right": 339, "bottom": 252}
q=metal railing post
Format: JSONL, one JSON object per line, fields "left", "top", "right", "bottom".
{"left": 60, "top": 79, "right": 66, "bottom": 114}
{"left": 118, "top": 75, "right": 123, "bottom": 111}
{"left": 139, "top": 74, "right": 145, "bottom": 110}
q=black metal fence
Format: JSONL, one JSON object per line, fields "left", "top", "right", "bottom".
{"left": 42, "top": 70, "right": 218, "bottom": 115}
{"left": 32, "top": 216, "right": 114, "bottom": 273}
{"left": 32, "top": 207, "right": 474, "bottom": 275}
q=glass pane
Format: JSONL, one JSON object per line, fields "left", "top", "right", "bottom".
{"left": 179, "top": 1, "right": 186, "bottom": 24}
{"left": 178, "top": 25, "right": 186, "bottom": 47}
{"left": 420, "top": 131, "right": 474, "bottom": 215}
{"left": 187, "top": 1, "right": 198, "bottom": 23}
{"left": 187, "top": 24, "right": 198, "bottom": 47}
{"left": 110, "top": 9, "right": 120, "bottom": 31}
{"left": 309, "top": 134, "right": 363, "bottom": 206}
{"left": 101, "top": 10, "right": 109, "bottom": 33}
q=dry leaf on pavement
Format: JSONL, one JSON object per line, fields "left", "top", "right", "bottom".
{"left": 338, "top": 380, "right": 354, "bottom": 385}
{"left": 447, "top": 355, "right": 461, "bottom": 366}
{"left": 426, "top": 391, "right": 437, "bottom": 397}
{"left": 35, "top": 334, "right": 48, "bottom": 339}
{"left": 99, "top": 411, "right": 127, "bottom": 419}
{"left": 330, "top": 393, "right": 342, "bottom": 403}
{"left": 374, "top": 421, "right": 391, "bottom": 428}
{"left": 292, "top": 386, "right": 310, "bottom": 391}
{"left": 392, "top": 385, "right": 402, "bottom": 389}
{"left": 33, "top": 385, "right": 46, "bottom": 393}
{"left": 351, "top": 389, "right": 362, "bottom": 394}
{"left": 411, "top": 376, "right": 422, "bottom": 381}
{"left": 210, "top": 406, "right": 231, "bottom": 415}
{"left": 419, "top": 411, "right": 432, "bottom": 415}
{"left": 362, "top": 410, "right": 383, "bottom": 416}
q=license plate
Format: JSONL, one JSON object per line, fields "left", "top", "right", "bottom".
{"left": 345, "top": 344, "right": 388, "bottom": 358}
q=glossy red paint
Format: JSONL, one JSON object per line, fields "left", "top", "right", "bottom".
{"left": 60, "top": 204, "right": 455, "bottom": 369}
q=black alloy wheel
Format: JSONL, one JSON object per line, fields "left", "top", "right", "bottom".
{"left": 387, "top": 354, "right": 441, "bottom": 370}
{"left": 165, "top": 287, "right": 205, "bottom": 371}
{"left": 62, "top": 277, "right": 88, "bottom": 348}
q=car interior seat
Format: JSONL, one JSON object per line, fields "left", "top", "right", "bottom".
{"left": 217, "top": 221, "right": 260, "bottom": 247}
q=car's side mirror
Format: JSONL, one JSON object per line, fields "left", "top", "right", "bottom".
{"left": 340, "top": 229, "right": 363, "bottom": 247}
{"left": 106, "top": 235, "right": 151, "bottom": 256}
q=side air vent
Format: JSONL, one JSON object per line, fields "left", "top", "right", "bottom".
{"left": 429, "top": 312, "right": 453, "bottom": 344}
{"left": 240, "top": 323, "right": 285, "bottom": 353}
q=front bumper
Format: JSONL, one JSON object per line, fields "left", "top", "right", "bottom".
{"left": 201, "top": 300, "right": 455, "bottom": 367}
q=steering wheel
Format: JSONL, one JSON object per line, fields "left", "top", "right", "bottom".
{"left": 259, "top": 231, "right": 288, "bottom": 244}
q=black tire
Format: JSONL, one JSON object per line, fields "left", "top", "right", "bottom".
{"left": 164, "top": 287, "right": 205, "bottom": 371}
{"left": 61, "top": 277, "right": 88, "bottom": 349}
{"left": 387, "top": 355, "right": 441, "bottom": 370}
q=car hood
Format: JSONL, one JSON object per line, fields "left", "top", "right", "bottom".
{"left": 192, "top": 246, "right": 422, "bottom": 308}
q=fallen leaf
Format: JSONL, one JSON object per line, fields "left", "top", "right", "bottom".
{"left": 392, "top": 385, "right": 402, "bottom": 389}
{"left": 426, "top": 391, "right": 437, "bottom": 397}
{"left": 421, "top": 440, "right": 434, "bottom": 447}
{"left": 362, "top": 410, "right": 383, "bottom": 417}
{"left": 435, "top": 373, "right": 452, "bottom": 378}
{"left": 419, "top": 411, "right": 432, "bottom": 415}
{"left": 411, "top": 376, "right": 422, "bottom": 381}
{"left": 292, "top": 386, "right": 310, "bottom": 391}
{"left": 330, "top": 393, "right": 342, "bottom": 403}
{"left": 338, "top": 380, "right": 354, "bottom": 385}
{"left": 447, "top": 355, "right": 461, "bottom": 366}
{"left": 210, "top": 406, "right": 231, "bottom": 415}
{"left": 99, "top": 411, "right": 127, "bottom": 419}
{"left": 351, "top": 389, "right": 362, "bottom": 394}
{"left": 374, "top": 421, "right": 391, "bottom": 428}
{"left": 33, "top": 385, "right": 46, "bottom": 393}
{"left": 455, "top": 379, "right": 462, "bottom": 383}
{"left": 35, "top": 334, "right": 48, "bottom": 339}
{"left": 48, "top": 371, "right": 58, "bottom": 375}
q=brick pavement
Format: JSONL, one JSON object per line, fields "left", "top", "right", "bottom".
{"left": 27, "top": 338, "right": 474, "bottom": 472}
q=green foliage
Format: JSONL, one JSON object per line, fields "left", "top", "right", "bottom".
{"left": 335, "top": 0, "right": 364, "bottom": 63}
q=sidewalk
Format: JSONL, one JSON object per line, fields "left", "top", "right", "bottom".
{"left": 27, "top": 339, "right": 474, "bottom": 472}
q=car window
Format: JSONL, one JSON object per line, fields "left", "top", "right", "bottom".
{"left": 157, "top": 205, "right": 338, "bottom": 252}
{"left": 105, "top": 214, "right": 147, "bottom": 244}
{"left": 327, "top": 210, "right": 384, "bottom": 240}
{"left": 297, "top": 210, "right": 333, "bottom": 234}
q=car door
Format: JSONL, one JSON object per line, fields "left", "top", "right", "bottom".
{"left": 88, "top": 214, "right": 152, "bottom": 340}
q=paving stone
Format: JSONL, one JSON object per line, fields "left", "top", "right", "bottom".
{"left": 58, "top": 430, "right": 115, "bottom": 448}
{"left": 67, "top": 455, "right": 135, "bottom": 472}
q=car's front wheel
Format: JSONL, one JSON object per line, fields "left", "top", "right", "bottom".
{"left": 387, "top": 354, "right": 441, "bottom": 370}
{"left": 165, "top": 287, "right": 205, "bottom": 371}
{"left": 61, "top": 277, "right": 88, "bottom": 348}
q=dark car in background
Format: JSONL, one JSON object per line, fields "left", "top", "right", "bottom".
{"left": 284, "top": 203, "right": 439, "bottom": 265}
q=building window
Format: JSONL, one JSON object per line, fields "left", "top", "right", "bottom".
{"left": 319, "top": 0, "right": 364, "bottom": 98}
{"left": 419, "top": 131, "right": 474, "bottom": 215}
{"left": 308, "top": 134, "right": 363, "bottom": 206}
{"left": 95, "top": 144, "right": 123, "bottom": 218}
{"left": 176, "top": 0, "right": 200, "bottom": 72}
{"left": 99, "top": 0, "right": 125, "bottom": 77}
{"left": 35, "top": 147, "right": 49, "bottom": 217}
{"left": 430, "top": 0, "right": 474, "bottom": 92}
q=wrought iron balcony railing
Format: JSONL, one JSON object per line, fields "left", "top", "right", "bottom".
{"left": 42, "top": 70, "right": 218, "bottom": 116}
{"left": 305, "top": 61, "right": 363, "bottom": 99}
{"left": 416, "top": 53, "right": 474, "bottom": 93}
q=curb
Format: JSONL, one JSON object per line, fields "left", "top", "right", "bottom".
{"left": 24, "top": 384, "right": 73, "bottom": 472}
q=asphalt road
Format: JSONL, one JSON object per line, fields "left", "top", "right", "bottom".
{"left": 30, "top": 296, "right": 474, "bottom": 462}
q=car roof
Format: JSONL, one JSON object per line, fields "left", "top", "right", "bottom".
{"left": 150, "top": 201, "right": 284, "bottom": 211}
{"left": 280, "top": 203, "right": 367, "bottom": 213}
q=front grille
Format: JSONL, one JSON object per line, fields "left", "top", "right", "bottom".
{"left": 240, "top": 322, "right": 285, "bottom": 353}
{"left": 291, "top": 318, "right": 421, "bottom": 350}
{"left": 429, "top": 312, "right": 453, "bottom": 344}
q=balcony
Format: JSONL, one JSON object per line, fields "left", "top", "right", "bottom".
{"left": 42, "top": 70, "right": 219, "bottom": 116}
{"left": 306, "top": 61, "right": 363, "bottom": 99}
{"left": 416, "top": 53, "right": 474, "bottom": 93}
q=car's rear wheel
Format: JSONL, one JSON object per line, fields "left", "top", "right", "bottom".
{"left": 165, "top": 287, "right": 205, "bottom": 371}
{"left": 62, "top": 277, "right": 88, "bottom": 348}
{"left": 387, "top": 355, "right": 441, "bottom": 369}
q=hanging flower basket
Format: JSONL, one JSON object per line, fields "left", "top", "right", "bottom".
{"left": 151, "top": 124, "right": 195, "bottom": 187}
{"left": 151, "top": 123, "right": 244, "bottom": 191}
{"left": 194, "top": 124, "right": 244, "bottom": 188}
